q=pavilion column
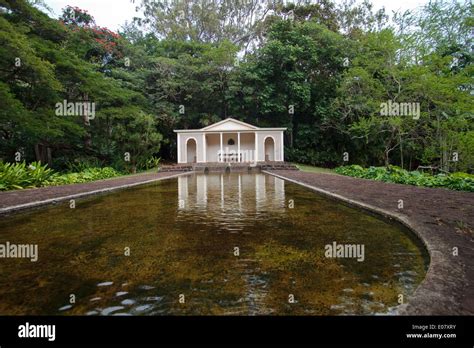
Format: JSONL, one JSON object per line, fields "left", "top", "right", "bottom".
{"left": 177, "top": 134, "right": 181, "bottom": 163}
{"left": 280, "top": 132, "right": 284, "bottom": 162}
{"left": 237, "top": 132, "right": 241, "bottom": 162}
{"left": 220, "top": 132, "right": 223, "bottom": 162}
{"left": 202, "top": 133, "right": 206, "bottom": 163}
{"left": 254, "top": 132, "right": 258, "bottom": 163}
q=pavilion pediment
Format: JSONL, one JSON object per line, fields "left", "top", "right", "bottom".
{"left": 201, "top": 118, "right": 258, "bottom": 131}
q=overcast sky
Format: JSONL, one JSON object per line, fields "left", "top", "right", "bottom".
{"left": 44, "top": 0, "right": 430, "bottom": 32}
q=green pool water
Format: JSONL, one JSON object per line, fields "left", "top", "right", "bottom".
{"left": 0, "top": 173, "right": 428, "bottom": 315}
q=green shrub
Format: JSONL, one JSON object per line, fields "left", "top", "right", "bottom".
{"left": 0, "top": 161, "right": 122, "bottom": 191}
{"left": 65, "top": 157, "right": 104, "bottom": 173}
{"left": 285, "top": 147, "right": 339, "bottom": 167}
{"left": 0, "top": 161, "right": 54, "bottom": 190}
{"left": 335, "top": 165, "right": 474, "bottom": 192}
{"left": 47, "top": 167, "right": 121, "bottom": 186}
{"left": 145, "top": 156, "right": 161, "bottom": 170}
{"left": 136, "top": 156, "right": 161, "bottom": 171}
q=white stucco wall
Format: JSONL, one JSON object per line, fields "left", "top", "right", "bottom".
{"left": 239, "top": 133, "right": 256, "bottom": 162}
{"left": 205, "top": 134, "right": 220, "bottom": 162}
{"left": 255, "top": 130, "right": 284, "bottom": 162}
{"left": 178, "top": 133, "right": 205, "bottom": 163}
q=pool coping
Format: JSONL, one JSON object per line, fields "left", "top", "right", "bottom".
{"left": 0, "top": 171, "right": 191, "bottom": 216}
{"left": 263, "top": 170, "right": 472, "bottom": 316}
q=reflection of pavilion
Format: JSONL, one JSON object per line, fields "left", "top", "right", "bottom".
{"left": 178, "top": 173, "right": 286, "bottom": 213}
{"left": 177, "top": 173, "right": 286, "bottom": 311}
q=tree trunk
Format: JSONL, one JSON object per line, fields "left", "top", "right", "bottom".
{"left": 399, "top": 134, "right": 404, "bottom": 169}
{"left": 34, "top": 143, "right": 41, "bottom": 162}
{"left": 384, "top": 149, "right": 390, "bottom": 168}
{"left": 34, "top": 143, "right": 52, "bottom": 166}
{"left": 83, "top": 93, "right": 92, "bottom": 150}
{"left": 47, "top": 147, "right": 52, "bottom": 167}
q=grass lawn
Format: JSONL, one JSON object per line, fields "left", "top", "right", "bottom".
{"left": 295, "top": 164, "right": 335, "bottom": 174}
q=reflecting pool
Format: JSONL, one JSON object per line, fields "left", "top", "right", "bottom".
{"left": 0, "top": 173, "right": 428, "bottom": 315}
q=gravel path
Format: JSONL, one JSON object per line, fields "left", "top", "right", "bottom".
{"left": 265, "top": 170, "right": 474, "bottom": 315}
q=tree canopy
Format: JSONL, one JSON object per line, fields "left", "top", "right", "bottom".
{"left": 0, "top": 0, "right": 472, "bottom": 173}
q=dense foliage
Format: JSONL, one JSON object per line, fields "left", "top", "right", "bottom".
{"left": 0, "top": 1, "right": 161, "bottom": 173}
{"left": 48, "top": 167, "right": 121, "bottom": 186}
{"left": 335, "top": 165, "right": 474, "bottom": 192}
{"left": 0, "top": 161, "right": 121, "bottom": 190}
{"left": 0, "top": 0, "right": 472, "bottom": 182}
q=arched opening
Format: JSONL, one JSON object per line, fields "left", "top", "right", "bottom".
{"left": 186, "top": 138, "right": 197, "bottom": 163}
{"left": 264, "top": 137, "right": 275, "bottom": 162}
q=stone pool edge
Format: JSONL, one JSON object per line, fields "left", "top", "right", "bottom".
{"left": 0, "top": 172, "right": 191, "bottom": 216}
{"left": 262, "top": 170, "right": 465, "bottom": 316}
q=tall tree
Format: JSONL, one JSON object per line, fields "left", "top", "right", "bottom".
{"left": 136, "top": 0, "right": 271, "bottom": 50}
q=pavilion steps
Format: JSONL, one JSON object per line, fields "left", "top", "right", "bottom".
{"left": 193, "top": 163, "right": 260, "bottom": 173}
{"left": 159, "top": 162, "right": 298, "bottom": 173}
{"left": 260, "top": 162, "right": 299, "bottom": 171}
{"left": 159, "top": 164, "right": 193, "bottom": 172}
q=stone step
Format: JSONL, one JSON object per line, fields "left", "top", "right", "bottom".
{"left": 160, "top": 162, "right": 299, "bottom": 172}
{"left": 159, "top": 165, "right": 193, "bottom": 172}
{"left": 194, "top": 164, "right": 259, "bottom": 173}
{"left": 260, "top": 163, "right": 299, "bottom": 170}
